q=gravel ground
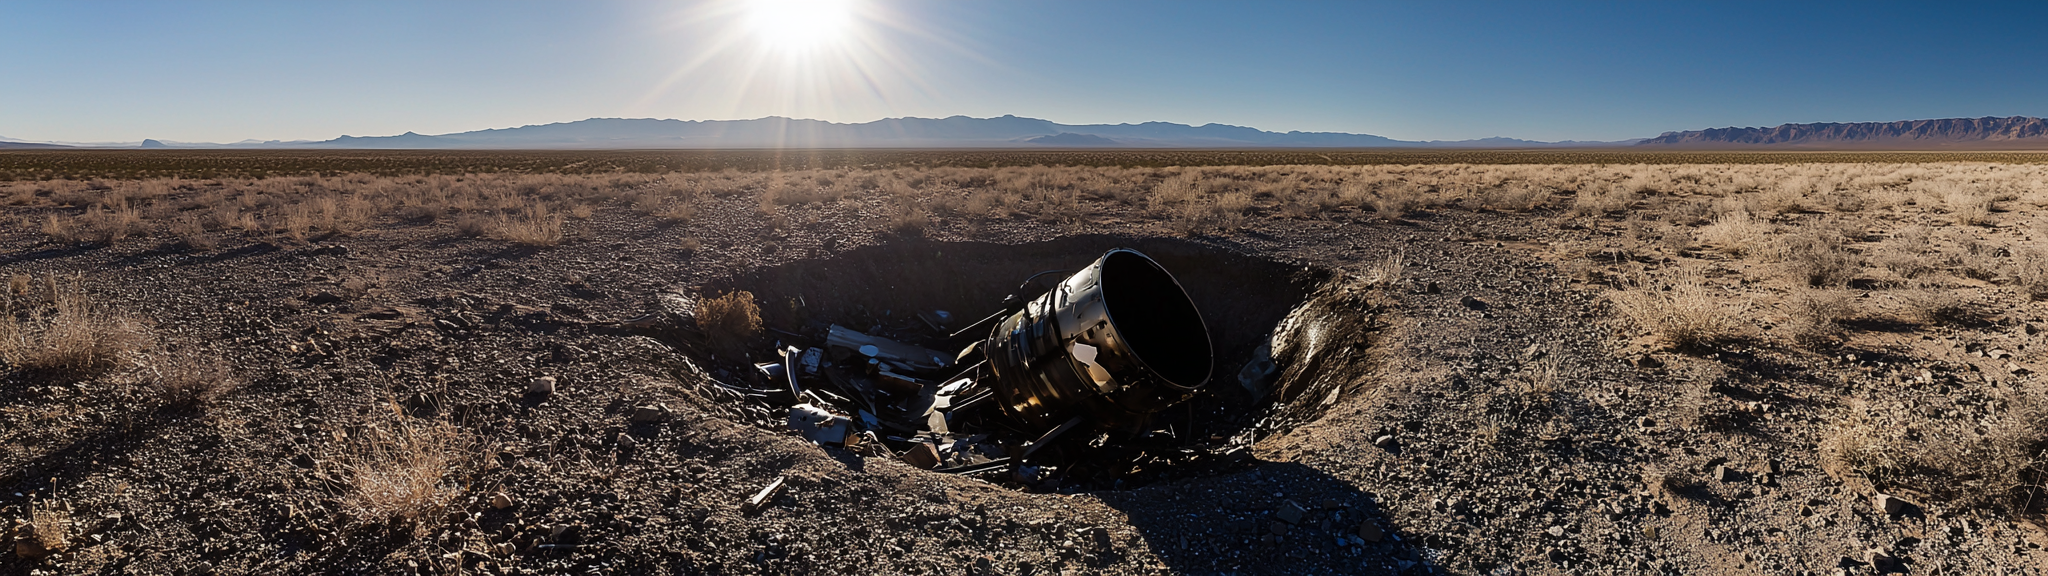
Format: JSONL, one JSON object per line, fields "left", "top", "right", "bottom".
{"left": 4, "top": 185, "right": 2046, "bottom": 576}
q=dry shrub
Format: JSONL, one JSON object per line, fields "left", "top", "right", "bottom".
{"left": 10, "top": 496, "right": 70, "bottom": 559}
{"left": 137, "top": 348, "right": 236, "bottom": 409}
{"left": 888, "top": 204, "right": 931, "bottom": 236}
{"left": 0, "top": 279, "right": 149, "bottom": 377}
{"left": 452, "top": 212, "right": 492, "bottom": 237}
{"left": 40, "top": 214, "right": 80, "bottom": 243}
{"left": 334, "top": 419, "right": 472, "bottom": 531}
{"left": 1477, "top": 184, "right": 1549, "bottom": 212}
{"left": 493, "top": 203, "right": 563, "bottom": 246}
{"left": 1871, "top": 245, "right": 1936, "bottom": 282}
{"left": 1609, "top": 267, "right": 1749, "bottom": 349}
{"left": 1895, "top": 282, "right": 1973, "bottom": 326}
{"left": 657, "top": 202, "right": 698, "bottom": 224}
{"left": 695, "top": 291, "right": 762, "bottom": 357}
{"left": 1777, "top": 232, "right": 1861, "bottom": 288}
{"left": 169, "top": 215, "right": 216, "bottom": 251}
{"left": 678, "top": 237, "right": 703, "bottom": 253}
{"left": 630, "top": 193, "right": 663, "bottom": 215}
{"left": 1567, "top": 182, "right": 1637, "bottom": 217}
{"left": 2012, "top": 247, "right": 2048, "bottom": 300}
{"left": 1372, "top": 183, "right": 1427, "bottom": 219}
{"left": 1783, "top": 288, "right": 1853, "bottom": 348}
{"left": 1945, "top": 190, "right": 1995, "bottom": 226}
{"left": 1696, "top": 210, "right": 1773, "bottom": 257}
{"left": 1825, "top": 396, "right": 2048, "bottom": 512}
{"left": 1360, "top": 251, "right": 1405, "bottom": 288}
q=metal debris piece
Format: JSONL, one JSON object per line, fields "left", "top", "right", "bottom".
{"left": 981, "top": 249, "right": 1213, "bottom": 430}
{"left": 797, "top": 347, "right": 823, "bottom": 376}
{"left": 826, "top": 324, "right": 952, "bottom": 372}
{"left": 742, "top": 477, "right": 787, "bottom": 514}
{"left": 900, "top": 443, "right": 941, "bottom": 469}
{"left": 1237, "top": 340, "right": 1277, "bottom": 402}
{"left": 787, "top": 403, "right": 851, "bottom": 445}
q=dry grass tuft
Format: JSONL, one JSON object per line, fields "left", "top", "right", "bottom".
{"left": 1825, "top": 396, "right": 2048, "bottom": 512}
{"left": 1782, "top": 288, "right": 1854, "bottom": 348}
{"left": 137, "top": 348, "right": 237, "bottom": 410}
{"left": 1609, "top": 267, "right": 1749, "bottom": 349}
{"left": 1359, "top": 252, "right": 1406, "bottom": 288}
{"left": 2012, "top": 247, "right": 2048, "bottom": 301}
{"left": 1777, "top": 232, "right": 1861, "bottom": 288}
{"left": 334, "top": 420, "right": 472, "bottom": 532}
{"left": 1696, "top": 210, "right": 1773, "bottom": 257}
{"left": 1894, "top": 281, "right": 1974, "bottom": 326}
{"left": 492, "top": 203, "right": 564, "bottom": 246}
{"left": 10, "top": 496, "right": 71, "bottom": 559}
{"left": 453, "top": 212, "right": 492, "bottom": 237}
{"left": 887, "top": 204, "right": 931, "bottom": 236}
{"left": 695, "top": 291, "right": 763, "bottom": 358}
{"left": 0, "top": 279, "right": 149, "bottom": 377}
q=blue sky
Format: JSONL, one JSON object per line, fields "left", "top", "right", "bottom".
{"left": 5, "top": 1, "right": 2047, "bottom": 143}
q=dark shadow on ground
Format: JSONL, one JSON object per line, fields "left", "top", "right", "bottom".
{"left": 1098, "top": 461, "right": 1428, "bottom": 575}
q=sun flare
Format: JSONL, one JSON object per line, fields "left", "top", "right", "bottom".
{"left": 745, "top": 0, "right": 855, "bottom": 51}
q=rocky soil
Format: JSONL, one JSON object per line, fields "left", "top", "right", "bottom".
{"left": 3, "top": 172, "right": 2047, "bottom": 576}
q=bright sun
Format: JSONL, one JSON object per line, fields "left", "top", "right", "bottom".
{"left": 745, "top": 0, "right": 855, "bottom": 51}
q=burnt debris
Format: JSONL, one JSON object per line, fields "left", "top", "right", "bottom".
{"left": 677, "top": 248, "right": 1261, "bottom": 491}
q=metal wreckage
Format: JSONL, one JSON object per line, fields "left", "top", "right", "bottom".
{"left": 663, "top": 248, "right": 1281, "bottom": 491}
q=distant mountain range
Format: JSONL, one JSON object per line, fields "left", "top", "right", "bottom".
{"left": 295, "top": 116, "right": 1643, "bottom": 150}
{"left": 0, "top": 115, "right": 1639, "bottom": 150}
{"left": 11, "top": 115, "right": 2048, "bottom": 150}
{"left": 1638, "top": 116, "right": 2048, "bottom": 149}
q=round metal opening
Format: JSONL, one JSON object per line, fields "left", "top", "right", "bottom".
{"left": 1100, "top": 250, "right": 1212, "bottom": 390}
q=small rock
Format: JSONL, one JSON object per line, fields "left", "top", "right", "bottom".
{"left": 630, "top": 404, "right": 670, "bottom": 423}
{"left": 1374, "top": 434, "right": 1396, "bottom": 448}
{"left": 1459, "top": 295, "right": 1488, "bottom": 310}
{"left": 1876, "top": 493, "right": 1916, "bottom": 516}
{"left": 1357, "top": 522, "right": 1384, "bottom": 543}
{"left": 1713, "top": 464, "right": 1732, "bottom": 483}
{"left": 306, "top": 291, "right": 343, "bottom": 305}
{"left": 490, "top": 492, "right": 515, "bottom": 509}
{"left": 1546, "top": 525, "right": 1566, "bottom": 538}
{"left": 530, "top": 376, "right": 557, "bottom": 395}
{"left": 1268, "top": 521, "right": 1290, "bottom": 536}
{"left": 1276, "top": 500, "right": 1308, "bottom": 525}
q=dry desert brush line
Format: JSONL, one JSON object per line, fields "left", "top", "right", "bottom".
{"left": 0, "top": 278, "right": 149, "bottom": 377}
{"left": 1609, "top": 267, "right": 1750, "bottom": 349}
{"left": 332, "top": 419, "right": 475, "bottom": 532}
{"left": 695, "top": 291, "right": 763, "bottom": 358}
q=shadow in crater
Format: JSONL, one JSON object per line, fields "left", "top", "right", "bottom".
{"left": 1100, "top": 461, "right": 1432, "bottom": 575}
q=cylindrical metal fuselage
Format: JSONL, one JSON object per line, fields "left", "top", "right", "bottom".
{"left": 982, "top": 249, "right": 1213, "bottom": 430}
